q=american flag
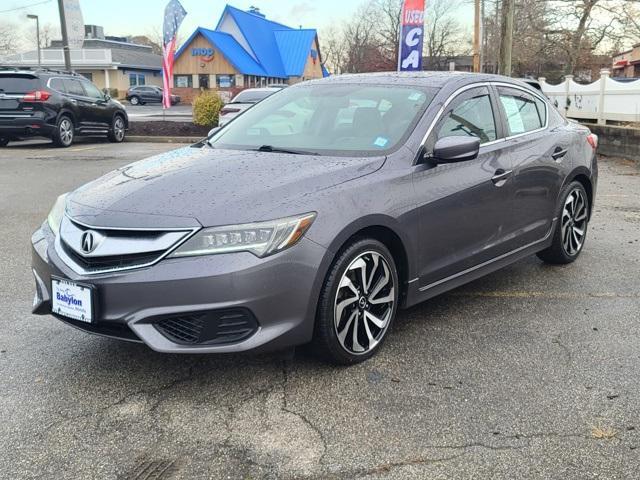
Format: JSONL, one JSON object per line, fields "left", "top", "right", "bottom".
{"left": 162, "top": 0, "right": 187, "bottom": 109}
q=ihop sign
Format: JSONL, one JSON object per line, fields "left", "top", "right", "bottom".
{"left": 398, "top": 0, "right": 425, "bottom": 72}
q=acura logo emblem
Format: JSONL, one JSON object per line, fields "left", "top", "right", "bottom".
{"left": 81, "top": 231, "right": 98, "bottom": 254}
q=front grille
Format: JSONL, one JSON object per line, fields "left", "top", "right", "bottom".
{"left": 57, "top": 216, "right": 196, "bottom": 274}
{"left": 155, "top": 309, "right": 259, "bottom": 346}
{"left": 61, "top": 239, "right": 163, "bottom": 272}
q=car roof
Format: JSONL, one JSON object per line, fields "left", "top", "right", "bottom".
{"left": 239, "top": 87, "right": 283, "bottom": 93}
{"left": 0, "top": 67, "right": 81, "bottom": 79}
{"left": 297, "top": 71, "right": 540, "bottom": 93}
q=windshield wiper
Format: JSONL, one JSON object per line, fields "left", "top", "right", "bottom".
{"left": 253, "top": 145, "right": 319, "bottom": 156}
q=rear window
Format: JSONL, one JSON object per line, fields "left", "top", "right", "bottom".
{"left": 0, "top": 75, "right": 39, "bottom": 94}
{"left": 232, "top": 90, "right": 275, "bottom": 104}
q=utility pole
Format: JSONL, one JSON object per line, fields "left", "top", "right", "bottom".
{"left": 56, "top": 0, "right": 72, "bottom": 71}
{"left": 27, "top": 14, "right": 41, "bottom": 67}
{"left": 473, "top": 0, "right": 481, "bottom": 73}
{"left": 498, "top": 0, "right": 514, "bottom": 76}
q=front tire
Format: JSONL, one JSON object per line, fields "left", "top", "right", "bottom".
{"left": 107, "top": 115, "right": 126, "bottom": 143}
{"left": 313, "top": 238, "right": 399, "bottom": 365}
{"left": 537, "top": 181, "right": 590, "bottom": 264}
{"left": 52, "top": 115, "right": 74, "bottom": 147}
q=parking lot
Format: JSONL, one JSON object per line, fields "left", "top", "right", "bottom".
{"left": 1, "top": 140, "right": 639, "bottom": 479}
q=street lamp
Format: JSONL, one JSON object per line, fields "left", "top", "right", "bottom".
{"left": 27, "top": 14, "right": 41, "bottom": 67}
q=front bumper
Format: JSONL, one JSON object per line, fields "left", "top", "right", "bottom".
{"left": 31, "top": 223, "right": 327, "bottom": 353}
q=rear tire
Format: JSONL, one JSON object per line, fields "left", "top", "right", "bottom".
{"left": 107, "top": 115, "right": 126, "bottom": 143}
{"left": 537, "top": 181, "right": 590, "bottom": 265}
{"left": 313, "top": 238, "right": 399, "bottom": 365}
{"left": 52, "top": 115, "right": 74, "bottom": 148}
{"left": 0, "top": 137, "right": 9, "bottom": 147}
{"left": 129, "top": 96, "right": 140, "bottom": 105}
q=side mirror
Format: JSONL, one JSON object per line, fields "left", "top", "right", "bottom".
{"left": 429, "top": 136, "right": 480, "bottom": 164}
{"left": 103, "top": 94, "right": 111, "bottom": 101}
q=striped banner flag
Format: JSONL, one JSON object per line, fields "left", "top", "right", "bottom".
{"left": 397, "top": 0, "right": 425, "bottom": 71}
{"left": 162, "top": 0, "right": 187, "bottom": 109}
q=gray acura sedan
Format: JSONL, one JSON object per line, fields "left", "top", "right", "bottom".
{"left": 31, "top": 72, "right": 598, "bottom": 364}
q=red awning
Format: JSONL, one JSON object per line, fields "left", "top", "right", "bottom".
{"left": 614, "top": 59, "right": 629, "bottom": 67}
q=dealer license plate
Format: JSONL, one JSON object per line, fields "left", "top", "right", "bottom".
{"left": 51, "top": 277, "right": 94, "bottom": 323}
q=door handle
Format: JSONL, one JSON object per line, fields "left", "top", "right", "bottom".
{"left": 552, "top": 147, "right": 568, "bottom": 161}
{"left": 491, "top": 169, "right": 513, "bottom": 186}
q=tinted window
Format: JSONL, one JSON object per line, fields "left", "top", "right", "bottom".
{"left": 210, "top": 84, "right": 436, "bottom": 156}
{"left": 82, "top": 81, "right": 104, "bottom": 99}
{"left": 49, "top": 78, "right": 65, "bottom": 92}
{"left": 0, "top": 75, "right": 39, "bottom": 93}
{"left": 437, "top": 89, "right": 497, "bottom": 144}
{"left": 63, "top": 79, "right": 85, "bottom": 96}
{"left": 232, "top": 89, "right": 276, "bottom": 104}
{"left": 498, "top": 88, "right": 546, "bottom": 135}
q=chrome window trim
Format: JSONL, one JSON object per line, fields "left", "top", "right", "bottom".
{"left": 54, "top": 214, "right": 201, "bottom": 276}
{"left": 420, "top": 81, "right": 550, "bottom": 149}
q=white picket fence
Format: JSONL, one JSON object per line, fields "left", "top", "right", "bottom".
{"left": 540, "top": 70, "right": 640, "bottom": 124}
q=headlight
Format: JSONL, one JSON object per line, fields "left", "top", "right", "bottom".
{"left": 170, "top": 213, "right": 316, "bottom": 258}
{"left": 47, "top": 193, "right": 68, "bottom": 236}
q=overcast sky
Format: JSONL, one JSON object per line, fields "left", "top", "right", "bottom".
{"left": 3, "top": 0, "right": 474, "bottom": 48}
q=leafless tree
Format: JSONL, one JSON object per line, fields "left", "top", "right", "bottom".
{"left": 544, "top": 0, "right": 627, "bottom": 75}
{"left": 321, "top": 25, "right": 348, "bottom": 74}
{"left": 423, "top": 0, "right": 468, "bottom": 69}
{"left": 0, "top": 22, "right": 19, "bottom": 56}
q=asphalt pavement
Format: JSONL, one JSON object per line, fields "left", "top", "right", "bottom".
{"left": 0, "top": 140, "right": 639, "bottom": 479}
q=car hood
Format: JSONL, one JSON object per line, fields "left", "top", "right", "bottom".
{"left": 67, "top": 146, "right": 385, "bottom": 228}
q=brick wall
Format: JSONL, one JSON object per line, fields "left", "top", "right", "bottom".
{"left": 172, "top": 87, "right": 244, "bottom": 104}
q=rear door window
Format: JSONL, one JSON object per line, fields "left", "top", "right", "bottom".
{"left": 63, "top": 79, "right": 86, "bottom": 97}
{"left": 49, "top": 78, "right": 65, "bottom": 92}
{"left": 0, "top": 75, "right": 39, "bottom": 94}
{"left": 497, "top": 87, "right": 547, "bottom": 136}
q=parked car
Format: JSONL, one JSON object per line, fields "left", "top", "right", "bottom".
{"left": 32, "top": 72, "right": 598, "bottom": 364}
{"left": 126, "top": 85, "right": 180, "bottom": 105}
{"left": 218, "top": 87, "right": 281, "bottom": 126}
{"left": 0, "top": 67, "right": 128, "bottom": 147}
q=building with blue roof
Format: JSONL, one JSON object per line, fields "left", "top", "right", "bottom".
{"left": 172, "top": 5, "right": 327, "bottom": 101}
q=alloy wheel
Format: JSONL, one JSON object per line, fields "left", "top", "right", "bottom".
{"left": 334, "top": 251, "right": 395, "bottom": 355}
{"left": 561, "top": 188, "right": 588, "bottom": 256}
{"left": 114, "top": 117, "right": 125, "bottom": 141}
{"left": 60, "top": 119, "right": 73, "bottom": 146}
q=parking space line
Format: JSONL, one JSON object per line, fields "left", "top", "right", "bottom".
{"left": 449, "top": 291, "right": 639, "bottom": 299}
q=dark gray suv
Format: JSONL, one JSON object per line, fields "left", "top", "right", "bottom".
{"left": 31, "top": 72, "right": 598, "bottom": 364}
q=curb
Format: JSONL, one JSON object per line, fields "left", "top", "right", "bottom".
{"left": 125, "top": 135, "right": 202, "bottom": 144}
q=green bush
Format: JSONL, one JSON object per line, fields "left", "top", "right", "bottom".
{"left": 193, "top": 92, "right": 223, "bottom": 127}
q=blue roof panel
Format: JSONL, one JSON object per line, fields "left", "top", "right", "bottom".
{"left": 225, "top": 5, "right": 288, "bottom": 78}
{"left": 200, "top": 28, "right": 266, "bottom": 76}
{"left": 177, "top": 4, "right": 322, "bottom": 80}
{"left": 274, "top": 30, "right": 317, "bottom": 77}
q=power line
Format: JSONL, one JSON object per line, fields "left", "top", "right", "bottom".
{"left": 0, "top": 0, "right": 52, "bottom": 15}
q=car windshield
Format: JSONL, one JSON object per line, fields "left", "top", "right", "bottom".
{"left": 210, "top": 84, "right": 436, "bottom": 156}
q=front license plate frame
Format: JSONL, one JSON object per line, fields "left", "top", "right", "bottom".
{"left": 51, "top": 276, "right": 96, "bottom": 324}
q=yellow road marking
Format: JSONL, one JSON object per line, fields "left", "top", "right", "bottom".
{"left": 68, "top": 146, "right": 100, "bottom": 152}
